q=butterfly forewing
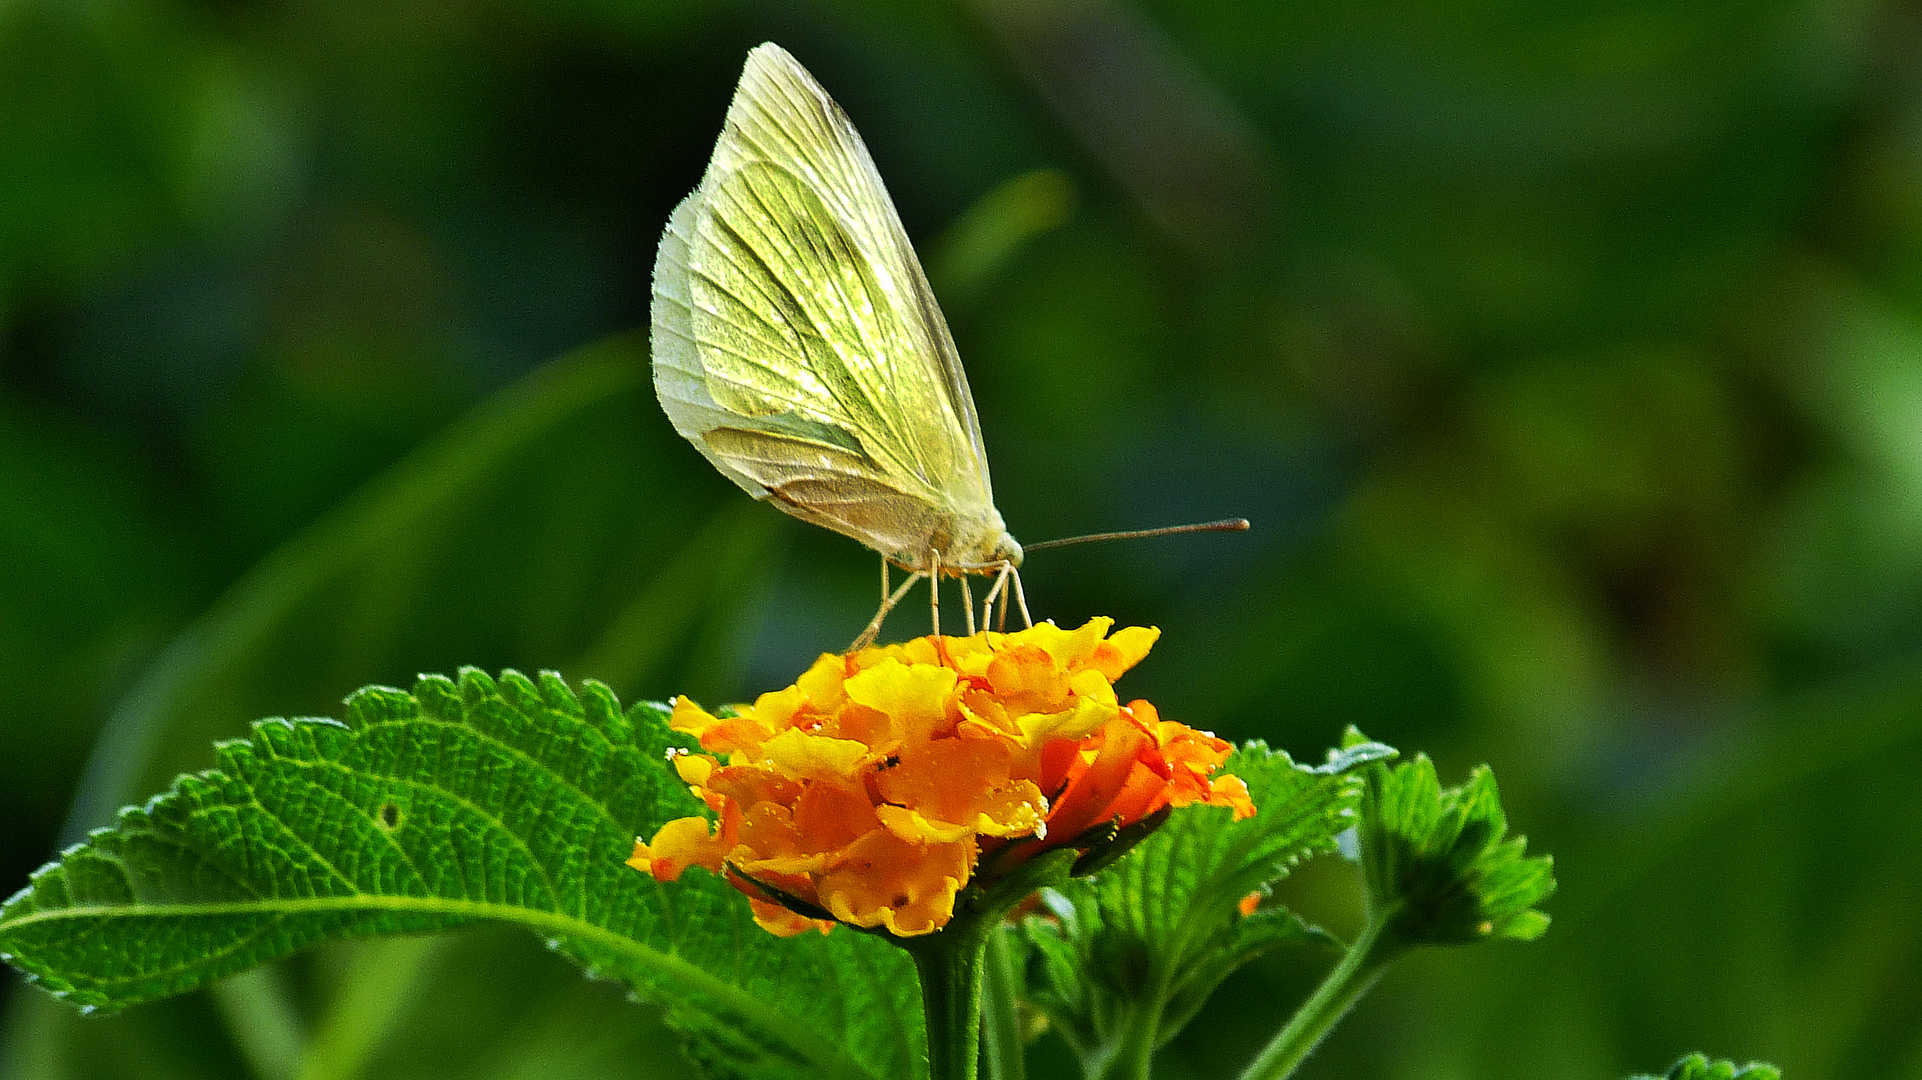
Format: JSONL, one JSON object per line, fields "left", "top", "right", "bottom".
{"left": 711, "top": 46, "right": 988, "bottom": 470}
{"left": 651, "top": 44, "right": 1002, "bottom": 568}
{"left": 695, "top": 163, "right": 946, "bottom": 488}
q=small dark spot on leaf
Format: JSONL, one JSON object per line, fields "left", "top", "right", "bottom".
{"left": 378, "top": 802, "right": 401, "bottom": 830}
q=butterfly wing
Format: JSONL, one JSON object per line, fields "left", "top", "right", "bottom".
{"left": 652, "top": 43, "right": 1001, "bottom": 567}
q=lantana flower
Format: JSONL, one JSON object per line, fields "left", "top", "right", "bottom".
{"left": 628, "top": 617, "right": 1253, "bottom": 937}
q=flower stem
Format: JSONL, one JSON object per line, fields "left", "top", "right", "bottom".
{"left": 980, "top": 926, "right": 1027, "bottom": 1080}
{"left": 1094, "top": 999, "right": 1159, "bottom": 1080}
{"left": 905, "top": 915, "right": 994, "bottom": 1080}
{"left": 1237, "top": 914, "right": 1407, "bottom": 1080}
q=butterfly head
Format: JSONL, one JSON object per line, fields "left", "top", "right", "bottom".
{"left": 938, "top": 507, "right": 1022, "bottom": 573}
{"left": 988, "top": 530, "right": 1024, "bottom": 570}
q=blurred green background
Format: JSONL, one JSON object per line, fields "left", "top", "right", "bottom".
{"left": 3, "top": 0, "right": 1920, "bottom": 1077}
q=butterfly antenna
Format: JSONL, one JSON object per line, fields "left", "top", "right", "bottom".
{"left": 1024, "top": 517, "right": 1250, "bottom": 552}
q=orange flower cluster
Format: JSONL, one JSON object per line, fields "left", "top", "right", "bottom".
{"left": 628, "top": 618, "right": 1253, "bottom": 937}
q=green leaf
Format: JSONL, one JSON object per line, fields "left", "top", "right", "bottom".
{"left": 0, "top": 670, "right": 921, "bottom": 1080}
{"left": 6, "top": 331, "right": 780, "bottom": 1080}
{"left": 1018, "top": 738, "right": 1392, "bottom": 1078}
{"left": 1355, "top": 740, "right": 1556, "bottom": 946}
{"left": 1627, "top": 1053, "right": 1783, "bottom": 1080}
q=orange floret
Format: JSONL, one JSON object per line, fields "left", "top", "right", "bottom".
{"left": 625, "top": 618, "right": 1254, "bottom": 937}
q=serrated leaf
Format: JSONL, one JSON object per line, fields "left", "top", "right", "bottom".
{"left": 1019, "top": 739, "right": 1390, "bottom": 1076}
{"left": 1627, "top": 1053, "right": 1783, "bottom": 1080}
{"left": 1156, "top": 905, "right": 1332, "bottom": 1038}
{"left": 0, "top": 670, "right": 921, "bottom": 1080}
{"left": 8, "top": 332, "right": 779, "bottom": 1080}
{"left": 1357, "top": 750, "right": 1555, "bottom": 946}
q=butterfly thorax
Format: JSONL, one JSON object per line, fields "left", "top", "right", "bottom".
{"left": 904, "top": 507, "right": 1021, "bottom": 576}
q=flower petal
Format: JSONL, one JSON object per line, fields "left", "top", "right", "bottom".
{"left": 1087, "top": 625, "right": 1160, "bottom": 681}
{"left": 1023, "top": 617, "right": 1120, "bottom": 670}
{"left": 844, "top": 658, "right": 959, "bottom": 743}
{"left": 816, "top": 830, "right": 973, "bottom": 937}
{"left": 760, "top": 727, "right": 871, "bottom": 780}
{"left": 629, "top": 814, "right": 730, "bottom": 880}
{"left": 629, "top": 618, "right": 1251, "bottom": 939}
{"left": 749, "top": 896, "right": 835, "bottom": 937}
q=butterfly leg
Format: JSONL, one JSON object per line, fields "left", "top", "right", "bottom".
{"left": 853, "top": 560, "right": 924, "bottom": 651}
{"left": 929, "top": 548, "right": 943, "bottom": 637}
{"left": 982, "top": 564, "right": 1010, "bottom": 632}
{"left": 1010, "top": 566, "right": 1033, "bottom": 628}
{"left": 960, "top": 573, "right": 976, "bottom": 635}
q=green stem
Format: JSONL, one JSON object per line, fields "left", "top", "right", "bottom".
{"left": 906, "top": 916, "right": 994, "bottom": 1080}
{"left": 300, "top": 936, "right": 445, "bottom": 1080}
{"left": 1094, "top": 999, "right": 1160, "bottom": 1080}
{"left": 211, "top": 966, "right": 305, "bottom": 1080}
{"left": 903, "top": 849, "right": 1077, "bottom": 1080}
{"left": 980, "top": 925, "right": 1027, "bottom": 1080}
{"left": 1237, "top": 914, "right": 1407, "bottom": 1080}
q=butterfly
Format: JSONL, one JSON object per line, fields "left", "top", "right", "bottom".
{"left": 652, "top": 43, "right": 1242, "bottom": 648}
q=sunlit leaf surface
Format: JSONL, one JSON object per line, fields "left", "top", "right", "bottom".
{"left": 0, "top": 671, "right": 921, "bottom": 1080}
{"left": 1353, "top": 734, "right": 1556, "bottom": 946}
{"left": 1019, "top": 739, "right": 1391, "bottom": 1073}
{"left": 1628, "top": 1053, "right": 1783, "bottom": 1080}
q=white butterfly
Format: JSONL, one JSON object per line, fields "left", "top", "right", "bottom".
{"left": 652, "top": 43, "right": 1244, "bottom": 647}
{"left": 651, "top": 43, "right": 1022, "bottom": 646}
